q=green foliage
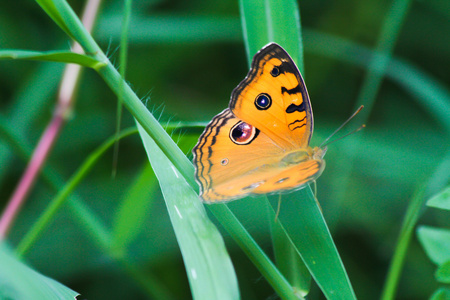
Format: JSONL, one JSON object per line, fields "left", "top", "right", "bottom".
{"left": 427, "top": 186, "right": 450, "bottom": 211}
{"left": 137, "top": 123, "right": 239, "bottom": 299}
{"left": 0, "top": 50, "right": 105, "bottom": 69}
{"left": 416, "top": 187, "right": 450, "bottom": 300}
{"left": 0, "top": 0, "right": 448, "bottom": 299}
{"left": 0, "top": 243, "right": 78, "bottom": 299}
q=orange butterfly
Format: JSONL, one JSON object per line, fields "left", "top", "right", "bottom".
{"left": 193, "top": 43, "right": 326, "bottom": 202}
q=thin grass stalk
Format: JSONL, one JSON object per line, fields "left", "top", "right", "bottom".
{"left": 379, "top": 185, "right": 426, "bottom": 300}
{"left": 327, "top": 0, "right": 413, "bottom": 229}
{"left": 35, "top": 0, "right": 197, "bottom": 189}
{"left": 112, "top": 0, "right": 132, "bottom": 177}
{"left": 380, "top": 152, "right": 450, "bottom": 300}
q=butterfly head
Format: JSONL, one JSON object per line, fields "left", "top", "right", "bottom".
{"left": 312, "top": 146, "right": 327, "bottom": 161}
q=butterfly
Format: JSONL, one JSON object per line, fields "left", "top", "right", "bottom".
{"left": 193, "top": 43, "right": 326, "bottom": 203}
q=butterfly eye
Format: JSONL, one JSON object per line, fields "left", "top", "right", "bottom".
{"left": 270, "top": 66, "right": 280, "bottom": 77}
{"left": 229, "top": 121, "right": 259, "bottom": 145}
{"left": 255, "top": 93, "right": 272, "bottom": 110}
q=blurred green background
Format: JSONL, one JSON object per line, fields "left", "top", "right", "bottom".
{"left": 0, "top": 0, "right": 448, "bottom": 299}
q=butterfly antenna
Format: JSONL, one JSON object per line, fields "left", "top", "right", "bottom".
{"left": 319, "top": 105, "right": 364, "bottom": 148}
{"left": 322, "top": 124, "right": 366, "bottom": 147}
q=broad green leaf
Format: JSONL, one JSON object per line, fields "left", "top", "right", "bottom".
{"left": 207, "top": 202, "right": 299, "bottom": 300}
{"left": 430, "top": 288, "right": 450, "bottom": 300}
{"left": 417, "top": 226, "right": 450, "bottom": 265}
{"left": 436, "top": 260, "right": 450, "bottom": 284}
{"left": 0, "top": 50, "right": 105, "bottom": 69}
{"left": 239, "top": 0, "right": 356, "bottom": 298}
{"left": 137, "top": 123, "right": 239, "bottom": 300}
{"left": 0, "top": 243, "right": 78, "bottom": 299}
{"left": 427, "top": 186, "right": 450, "bottom": 211}
{"left": 239, "top": 0, "right": 303, "bottom": 71}
{"left": 271, "top": 190, "right": 357, "bottom": 299}
{"left": 266, "top": 198, "right": 311, "bottom": 298}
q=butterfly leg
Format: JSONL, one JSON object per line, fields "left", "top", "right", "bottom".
{"left": 312, "top": 181, "right": 323, "bottom": 213}
{"left": 274, "top": 193, "right": 282, "bottom": 222}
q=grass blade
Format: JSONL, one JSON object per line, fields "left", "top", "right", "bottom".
{"left": 239, "top": 0, "right": 303, "bottom": 70}
{"left": 239, "top": 0, "right": 356, "bottom": 298}
{"left": 0, "top": 243, "right": 79, "bottom": 299}
{"left": 207, "top": 202, "right": 299, "bottom": 300}
{"left": 137, "top": 123, "right": 239, "bottom": 300}
{"left": 271, "top": 189, "right": 357, "bottom": 299}
{"left": 0, "top": 50, "right": 104, "bottom": 69}
{"left": 266, "top": 199, "right": 311, "bottom": 297}
{"left": 380, "top": 185, "right": 427, "bottom": 300}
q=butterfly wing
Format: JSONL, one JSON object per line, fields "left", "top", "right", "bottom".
{"left": 230, "top": 43, "right": 313, "bottom": 150}
{"left": 192, "top": 109, "right": 325, "bottom": 202}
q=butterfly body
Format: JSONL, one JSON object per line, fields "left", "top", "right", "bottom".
{"left": 193, "top": 43, "right": 326, "bottom": 202}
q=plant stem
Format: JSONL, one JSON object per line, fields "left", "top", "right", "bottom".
{"left": 380, "top": 186, "right": 426, "bottom": 300}
{"left": 0, "top": 0, "right": 102, "bottom": 239}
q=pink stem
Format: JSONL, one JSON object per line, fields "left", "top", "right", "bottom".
{"left": 0, "top": 115, "right": 64, "bottom": 238}
{"left": 0, "top": 0, "right": 102, "bottom": 239}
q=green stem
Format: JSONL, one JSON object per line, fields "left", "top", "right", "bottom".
{"left": 38, "top": 0, "right": 196, "bottom": 189}
{"left": 380, "top": 186, "right": 426, "bottom": 300}
{"left": 96, "top": 63, "right": 196, "bottom": 188}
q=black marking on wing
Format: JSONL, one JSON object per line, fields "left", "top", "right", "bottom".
{"left": 230, "top": 43, "right": 299, "bottom": 110}
{"left": 281, "top": 84, "right": 301, "bottom": 95}
{"left": 229, "top": 43, "right": 313, "bottom": 144}
{"left": 192, "top": 109, "right": 233, "bottom": 194}
{"left": 286, "top": 102, "right": 306, "bottom": 113}
{"left": 288, "top": 116, "right": 307, "bottom": 131}
{"left": 291, "top": 124, "right": 306, "bottom": 131}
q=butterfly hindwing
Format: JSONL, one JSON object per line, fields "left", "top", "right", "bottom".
{"left": 193, "top": 109, "right": 325, "bottom": 202}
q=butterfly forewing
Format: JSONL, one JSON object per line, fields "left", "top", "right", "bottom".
{"left": 193, "top": 43, "right": 325, "bottom": 202}
{"left": 230, "top": 43, "right": 313, "bottom": 150}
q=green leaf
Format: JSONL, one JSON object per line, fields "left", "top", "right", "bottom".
{"left": 427, "top": 186, "right": 450, "bottom": 211}
{"left": 137, "top": 123, "right": 239, "bottom": 300}
{"left": 207, "top": 202, "right": 299, "bottom": 300}
{"left": 430, "top": 288, "right": 450, "bottom": 300}
{"left": 239, "top": 0, "right": 303, "bottom": 71}
{"left": 0, "top": 50, "right": 105, "bottom": 69}
{"left": 272, "top": 190, "right": 357, "bottom": 299}
{"left": 0, "top": 243, "right": 79, "bottom": 299}
{"left": 267, "top": 198, "right": 311, "bottom": 298}
{"left": 417, "top": 226, "right": 450, "bottom": 265}
{"left": 238, "top": 0, "right": 356, "bottom": 298}
{"left": 436, "top": 260, "right": 450, "bottom": 284}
